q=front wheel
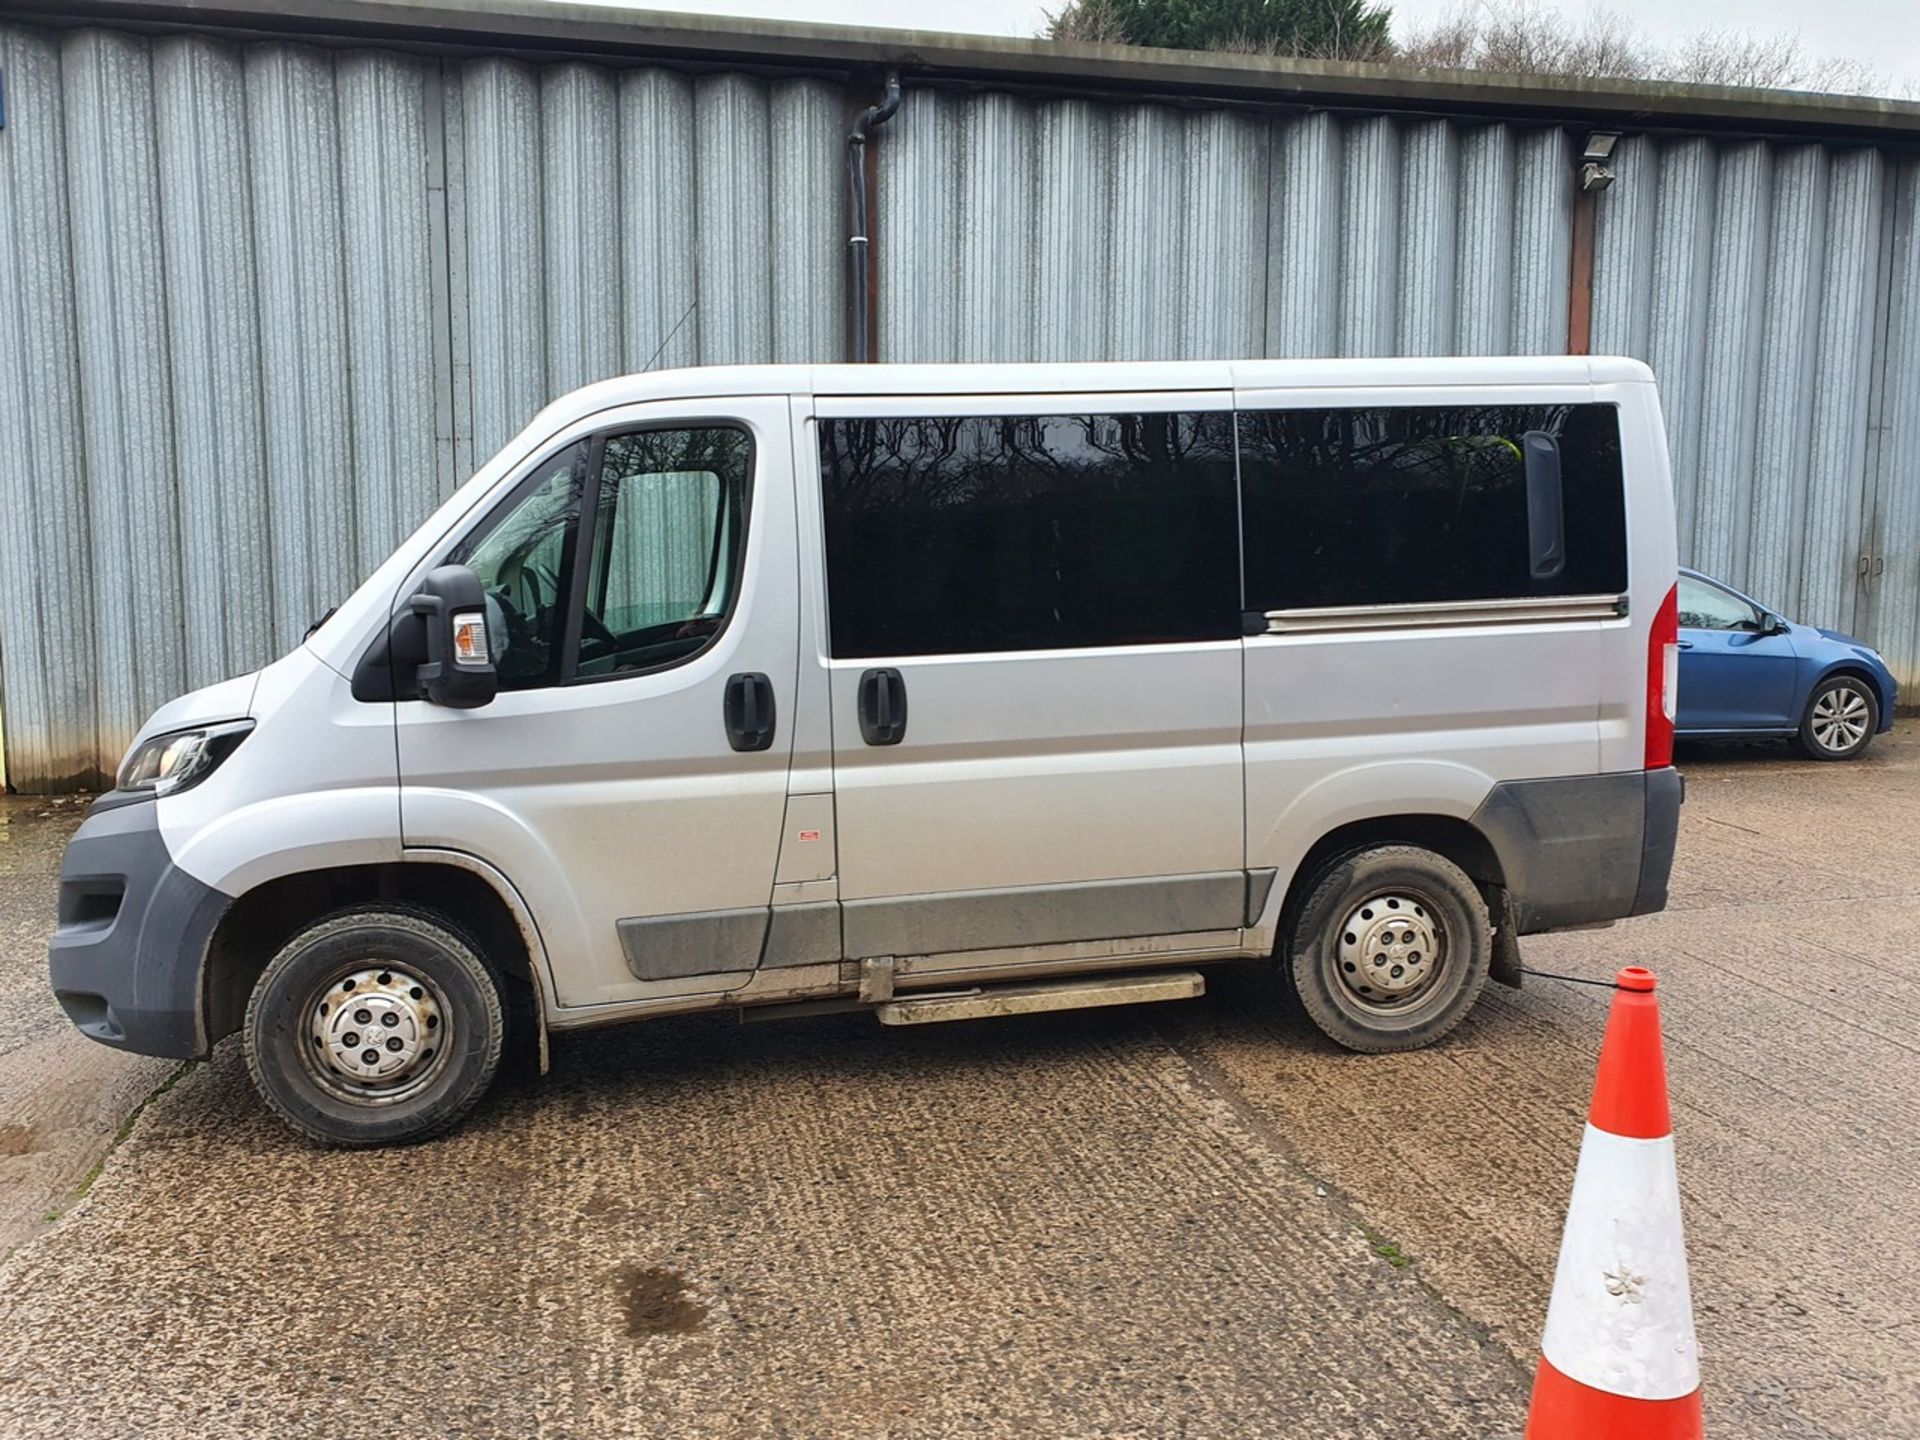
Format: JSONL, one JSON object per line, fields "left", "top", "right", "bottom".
{"left": 1284, "top": 845, "right": 1491, "bottom": 1053}
{"left": 1793, "top": 675, "right": 1879, "bottom": 761}
{"left": 244, "top": 905, "right": 504, "bottom": 1147}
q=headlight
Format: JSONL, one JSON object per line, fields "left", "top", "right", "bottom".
{"left": 115, "top": 720, "right": 255, "bottom": 797}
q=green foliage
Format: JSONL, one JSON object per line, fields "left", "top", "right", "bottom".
{"left": 1049, "top": 0, "right": 1393, "bottom": 59}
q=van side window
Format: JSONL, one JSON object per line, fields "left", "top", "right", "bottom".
{"left": 450, "top": 441, "right": 590, "bottom": 691}
{"left": 1238, "top": 403, "right": 1629, "bottom": 611}
{"left": 818, "top": 413, "right": 1239, "bottom": 659}
{"left": 577, "top": 427, "right": 752, "bottom": 678}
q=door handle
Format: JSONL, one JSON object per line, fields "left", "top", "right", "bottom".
{"left": 723, "top": 672, "right": 776, "bottom": 753}
{"left": 1676, "top": 640, "right": 1695, "bottom": 649}
{"left": 857, "top": 667, "right": 908, "bottom": 746}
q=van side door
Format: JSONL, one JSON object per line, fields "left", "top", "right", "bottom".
{"left": 394, "top": 397, "right": 799, "bottom": 1009}
{"left": 811, "top": 394, "right": 1248, "bottom": 969}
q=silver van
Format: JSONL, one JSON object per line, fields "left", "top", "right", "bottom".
{"left": 50, "top": 358, "right": 1683, "bottom": 1146}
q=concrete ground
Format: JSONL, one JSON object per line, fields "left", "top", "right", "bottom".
{"left": 1, "top": 727, "right": 1915, "bottom": 1438}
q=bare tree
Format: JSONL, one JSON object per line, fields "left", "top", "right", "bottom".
{"left": 1663, "top": 28, "right": 1880, "bottom": 94}
{"left": 1394, "top": 1, "right": 1902, "bottom": 97}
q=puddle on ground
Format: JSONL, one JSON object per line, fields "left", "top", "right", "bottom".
{"left": 616, "top": 1264, "right": 707, "bottom": 1337}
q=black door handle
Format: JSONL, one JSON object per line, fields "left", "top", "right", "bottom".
{"left": 723, "top": 672, "right": 776, "bottom": 752}
{"left": 857, "top": 667, "right": 907, "bottom": 746}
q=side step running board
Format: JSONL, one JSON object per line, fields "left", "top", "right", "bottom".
{"left": 875, "top": 970, "right": 1205, "bottom": 1027}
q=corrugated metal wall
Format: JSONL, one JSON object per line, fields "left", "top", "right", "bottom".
{"left": 2, "top": 18, "right": 1918, "bottom": 789}
{"left": 877, "top": 93, "right": 1572, "bottom": 362}
{"left": 1591, "top": 135, "right": 1920, "bottom": 683}
{"left": 0, "top": 22, "right": 843, "bottom": 787}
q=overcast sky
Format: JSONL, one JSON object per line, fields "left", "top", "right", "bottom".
{"left": 567, "top": 0, "right": 1920, "bottom": 88}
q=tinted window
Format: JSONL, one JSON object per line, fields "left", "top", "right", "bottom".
{"left": 451, "top": 442, "right": 589, "bottom": 691}
{"left": 1239, "top": 404, "right": 1628, "bottom": 611}
{"left": 1677, "top": 576, "right": 1759, "bottom": 631}
{"left": 577, "top": 427, "right": 751, "bottom": 678}
{"left": 819, "top": 412, "right": 1238, "bottom": 658}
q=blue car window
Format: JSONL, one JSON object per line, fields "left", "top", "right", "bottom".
{"left": 1678, "top": 577, "right": 1760, "bottom": 632}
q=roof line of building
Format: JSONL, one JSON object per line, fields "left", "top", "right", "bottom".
{"left": 13, "top": 0, "right": 1920, "bottom": 143}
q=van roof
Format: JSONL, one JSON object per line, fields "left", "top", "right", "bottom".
{"left": 530, "top": 355, "right": 1653, "bottom": 429}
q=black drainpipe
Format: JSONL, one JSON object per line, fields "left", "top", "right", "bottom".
{"left": 847, "top": 71, "right": 901, "bottom": 364}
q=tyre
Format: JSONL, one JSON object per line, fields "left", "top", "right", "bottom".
{"left": 1792, "top": 674, "right": 1879, "bottom": 761}
{"left": 244, "top": 905, "right": 504, "bottom": 1147}
{"left": 1284, "top": 844, "right": 1491, "bottom": 1054}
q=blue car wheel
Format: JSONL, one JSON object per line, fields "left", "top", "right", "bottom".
{"left": 1794, "top": 674, "right": 1879, "bottom": 761}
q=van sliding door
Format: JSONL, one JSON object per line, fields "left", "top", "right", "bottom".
{"left": 815, "top": 393, "right": 1249, "bottom": 967}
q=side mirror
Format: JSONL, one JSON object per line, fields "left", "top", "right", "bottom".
{"left": 409, "top": 565, "right": 498, "bottom": 709}
{"left": 1755, "top": 612, "right": 1784, "bottom": 636}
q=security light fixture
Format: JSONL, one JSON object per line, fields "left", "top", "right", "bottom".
{"left": 1580, "top": 131, "right": 1621, "bottom": 192}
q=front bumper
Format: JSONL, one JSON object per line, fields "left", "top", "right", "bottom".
{"left": 48, "top": 797, "right": 229, "bottom": 1059}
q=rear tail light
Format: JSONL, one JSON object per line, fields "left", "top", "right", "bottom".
{"left": 1646, "top": 582, "right": 1678, "bottom": 768}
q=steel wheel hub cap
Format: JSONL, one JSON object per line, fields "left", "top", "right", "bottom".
{"left": 311, "top": 967, "right": 445, "bottom": 1087}
{"left": 1337, "top": 894, "right": 1443, "bottom": 1003}
{"left": 1811, "top": 687, "right": 1869, "bottom": 752}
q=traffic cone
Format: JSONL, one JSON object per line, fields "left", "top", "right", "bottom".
{"left": 1525, "top": 966, "right": 1703, "bottom": 1438}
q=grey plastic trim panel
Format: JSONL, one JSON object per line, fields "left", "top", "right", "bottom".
{"left": 1470, "top": 772, "right": 1651, "bottom": 934}
{"left": 1632, "top": 767, "right": 1684, "bottom": 917}
{"left": 761, "top": 901, "right": 842, "bottom": 969}
{"left": 49, "top": 800, "right": 229, "bottom": 1059}
{"left": 842, "top": 871, "right": 1246, "bottom": 959}
{"left": 1245, "top": 868, "right": 1278, "bottom": 926}
{"left": 619, "top": 906, "right": 769, "bottom": 981}
{"left": 1262, "top": 594, "right": 1625, "bottom": 635}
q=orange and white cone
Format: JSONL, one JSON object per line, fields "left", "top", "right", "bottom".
{"left": 1525, "top": 966, "right": 1703, "bottom": 1438}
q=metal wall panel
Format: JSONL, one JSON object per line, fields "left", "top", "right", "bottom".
{"left": 63, "top": 29, "right": 185, "bottom": 762}
{"left": 460, "top": 58, "right": 547, "bottom": 467}
{"left": 694, "top": 74, "right": 773, "bottom": 366}
{"left": 1864, "top": 159, "right": 1920, "bottom": 688}
{"left": 879, "top": 89, "right": 1267, "bottom": 365}
{"left": 616, "top": 68, "right": 696, "bottom": 374}
{"left": 247, "top": 44, "right": 359, "bottom": 655}
{"left": 0, "top": 25, "right": 96, "bottom": 786}
{"left": 3, "top": 16, "right": 1919, "bottom": 787}
{"left": 1262, "top": 113, "right": 1569, "bottom": 360}
{"left": 153, "top": 36, "right": 270, "bottom": 690}
{"left": 0, "top": 24, "right": 843, "bottom": 787}
{"left": 1591, "top": 134, "right": 1901, "bottom": 651}
{"left": 1038, "top": 102, "right": 1107, "bottom": 360}
{"left": 339, "top": 51, "right": 442, "bottom": 582}
{"left": 770, "top": 81, "right": 846, "bottom": 363}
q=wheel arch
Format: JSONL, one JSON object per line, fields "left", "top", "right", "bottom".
{"left": 1810, "top": 661, "right": 1891, "bottom": 716}
{"left": 202, "top": 856, "right": 552, "bottom": 1071}
{"left": 1269, "top": 813, "right": 1507, "bottom": 957}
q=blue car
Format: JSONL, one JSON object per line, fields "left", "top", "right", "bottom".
{"left": 1676, "top": 568, "right": 1897, "bottom": 760}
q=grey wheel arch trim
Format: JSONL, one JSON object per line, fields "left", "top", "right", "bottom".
{"left": 401, "top": 847, "right": 554, "bottom": 1075}
{"left": 1469, "top": 770, "right": 1680, "bottom": 933}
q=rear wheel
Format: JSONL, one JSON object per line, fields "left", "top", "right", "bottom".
{"left": 244, "top": 905, "right": 504, "bottom": 1147}
{"left": 1284, "top": 845, "right": 1491, "bottom": 1053}
{"left": 1793, "top": 675, "right": 1878, "bottom": 761}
